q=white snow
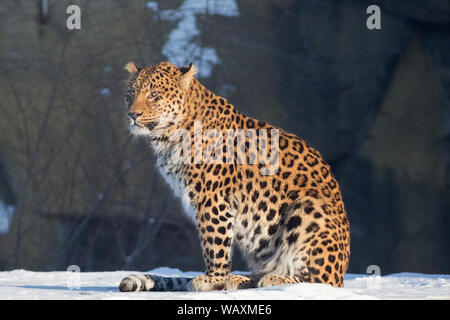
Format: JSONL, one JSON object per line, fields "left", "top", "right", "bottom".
{"left": 145, "top": 1, "right": 158, "bottom": 12}
{"left": 0, "top": 267, "right": 449, "bottom": 300}
{"left": 0, "top": 201, "right": 14, "bottom": 234}
{"left": 99, "top": 88, "right": 111, "bottom": 96}
{"left": 150, "top": 0, "right": 240, "bottom": 78}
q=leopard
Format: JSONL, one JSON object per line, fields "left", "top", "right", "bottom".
{"left": 119, "top": 61, "right": 350, "bottom": 292}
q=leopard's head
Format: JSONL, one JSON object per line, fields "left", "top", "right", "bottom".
{"left": 124, "top": 61, "right": 198, "bottom": 136}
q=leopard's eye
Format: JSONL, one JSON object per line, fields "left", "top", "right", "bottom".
{"left": 149, "top": 91, "right": 159, "bottom": 99}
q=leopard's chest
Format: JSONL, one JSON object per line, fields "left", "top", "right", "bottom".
{"left": 156, "top": 155, "right": 196, "bottom": 223}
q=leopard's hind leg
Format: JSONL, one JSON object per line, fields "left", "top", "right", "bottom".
{"left": 259, "top": 194, "right": 349, "bottom": 288}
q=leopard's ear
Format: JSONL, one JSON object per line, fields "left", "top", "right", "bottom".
{"left": 124, "top": 61, "right": 141, "bottom": 74}
{"left": 179, "top": 63, "right": 198, "bottom": 90}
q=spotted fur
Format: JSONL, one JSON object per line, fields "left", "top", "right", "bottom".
{"left": 119, "top": 61, "right": 350, "bottom": 291}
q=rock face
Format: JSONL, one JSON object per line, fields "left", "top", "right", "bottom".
{"left": 347, "top": 35, "right": 450, "bottom": 274}
{"left": 0, "top": 0, "right": 449, "bottom": 274}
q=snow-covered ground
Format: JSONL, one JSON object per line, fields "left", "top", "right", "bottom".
{"left": 0, "top": 267, "right": 449, "bottom": 300}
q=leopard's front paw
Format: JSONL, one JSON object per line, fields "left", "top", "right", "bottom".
{"left": 225, "top": 274, "right": 255, "bottom": 290}
{"left": 188, "top": 274, "right": 228, "bottom": 291}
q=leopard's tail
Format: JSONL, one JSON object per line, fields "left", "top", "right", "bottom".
{"left": 119, "top": 274, "right": 193, "bottom": 292}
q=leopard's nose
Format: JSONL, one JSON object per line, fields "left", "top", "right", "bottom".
{"left": 128, "top": 112, "right": 142, "bottom": 120}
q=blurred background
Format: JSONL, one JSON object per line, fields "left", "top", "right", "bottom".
{"left": 0, "top": 0, "right": 449, "bottom": 275}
